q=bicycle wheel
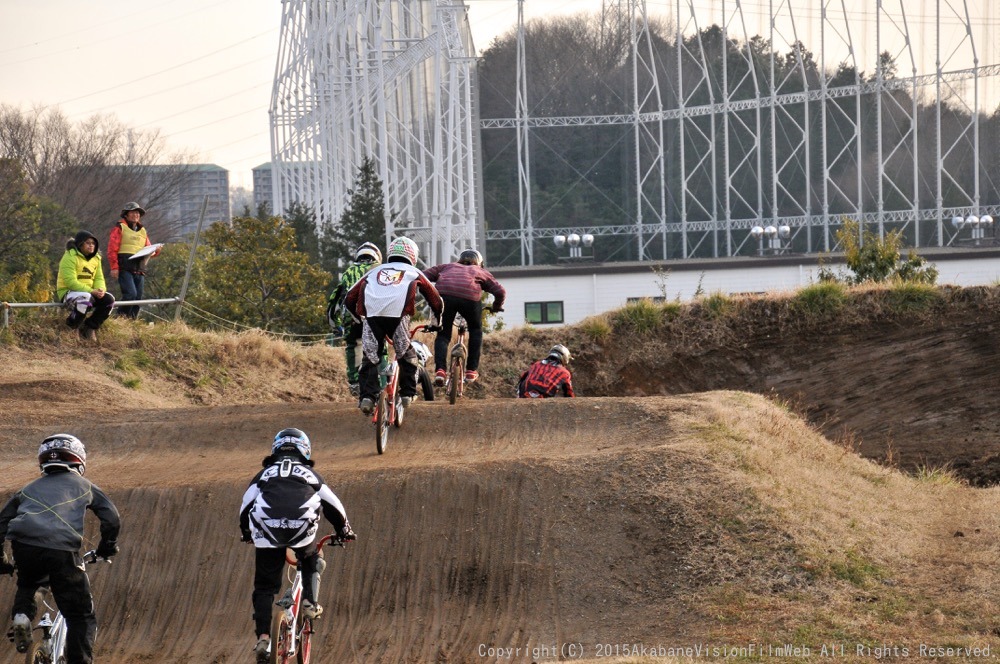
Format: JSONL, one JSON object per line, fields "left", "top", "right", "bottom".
{"left": 24, "top": 641, "right": 51, "bottom": 664}
{"left": 270, "top": 610, "right": 294, "bottom": 664}
{"left": 448, "top": 356, "right": 464, "bottom": 405}
{"left": 375, "top": 390, "right": 390, "bottom": 454}
{"left": 296, "top": 619, "right": 313, "bottom": 664}
{"left": 418, "top": 366, "right": 435, "bottom": 401}
{"left": 393, "top": 393, "right": 405, "bottom": 428}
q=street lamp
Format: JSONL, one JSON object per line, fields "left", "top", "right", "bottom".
{"left": 554, "top": 233, "right": 595, "bottom": 261}
{"left": 751, "top": 225, "right": 788, "bottom": 255}
{"left": 954, "top": 214, "right": 994, "bottom": 246}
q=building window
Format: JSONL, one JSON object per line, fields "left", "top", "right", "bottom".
{"left": 627, "top": 296, "right": 666, "bottom": 304}
{"left": 525, "top": 301, "right": 564, "bottom": 324}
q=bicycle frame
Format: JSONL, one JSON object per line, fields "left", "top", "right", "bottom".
{"left": 443, "top": 314, "right": 469, "bottom": 405}
{"left": 371, "top": 324, "right": 429, "bottom": 454}
{"left": 269, "top": 535, "right": 346, "bottom": 664}
{"left": 26, "top": 599, "right": 67, "bottom": 662}
{"left": 20, "top": 550, "right": 107, "bottom": 663}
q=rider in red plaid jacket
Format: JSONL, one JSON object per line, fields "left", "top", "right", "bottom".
{"left": 517, "top": 344, "right": 575, "bottom": 398}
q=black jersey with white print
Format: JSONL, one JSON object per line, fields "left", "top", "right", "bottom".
{"left": 239, "top": 456, "right": 349, "bottom": 548}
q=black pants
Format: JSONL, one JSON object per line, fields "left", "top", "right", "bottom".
{"left": 434, "top": 296, "right": 483, "bottom": 372}
{"left": 252, "top": 542, "right": 320, "bottom": 637}
{"left": 359, "top": 316, "right": 419, "bottom": 401}
{"left": 65, "top": 292, "right": 115, "bottom": 331}
{"left": 11, "top": 542, "right": 97, "bottom": 664}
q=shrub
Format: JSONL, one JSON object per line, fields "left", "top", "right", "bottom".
{"left": 835, "top": 220, "right": 938, "bottom": 285}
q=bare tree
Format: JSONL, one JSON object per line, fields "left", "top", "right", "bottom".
{"left": 0, "top": 104, "right": 197, "bottom": 236}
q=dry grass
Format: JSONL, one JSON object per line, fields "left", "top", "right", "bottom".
{"left": 667, "top": 392, "right": 1000, "bottom": 654}
{"left": 0, "top": 312, "right": 347, "bottom": 407}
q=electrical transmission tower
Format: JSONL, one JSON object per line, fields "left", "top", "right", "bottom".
{"left": 270, "top": 0, "right": 482, "bottom": 266}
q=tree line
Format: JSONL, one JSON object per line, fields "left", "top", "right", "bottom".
{"left": 477, "top": 14, "right": 1000, "bottom": 264}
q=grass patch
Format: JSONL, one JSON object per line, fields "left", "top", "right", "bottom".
{"left": 914, "top": 464, "right": 962, "bottom": 486}
{"left": 828, "top": 548, "right": 887, "bottom": 588}
{"left": 613, "top": 299, "right": 662, "bottom": 334}
{"left": 792, "top": 281, "right": 848, "bottom": 316}
{"left": 112, "top": 349, "right": 153, "bottom": 373}
{"left": 579, "top": 316, "right": 612, "bottom": 343}
{"left": 700, "top": 291, "right": 732, "bottom": 318}
{"left": 887, "top": 281, "right": 942, "bottom": 312}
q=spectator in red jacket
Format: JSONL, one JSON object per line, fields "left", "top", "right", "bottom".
{"left": 108, "top": 202, "right": 159, "bottom": 319}
{"left": 423, "top": 249, "right": 506, "bottom": 385}
{"left": 517, "top": 344, "right": 575, "bottom": 398}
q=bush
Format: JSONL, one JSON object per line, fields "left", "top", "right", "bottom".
{"left": 835, "top": 220, "right": 938, "bottom": 285}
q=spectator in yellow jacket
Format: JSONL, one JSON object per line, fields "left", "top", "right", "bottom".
{"left": 56, "top": 231, "right": 115, "bottom": 342}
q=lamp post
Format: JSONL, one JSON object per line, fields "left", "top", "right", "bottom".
{"left": 952, "top": 214, "right": 994, "bottom": 246}
{"left": 553, "top": 233, "right": 595, "bottom": 261}
{"left": 750, "top": 225, "right": 789, "bottom": 255}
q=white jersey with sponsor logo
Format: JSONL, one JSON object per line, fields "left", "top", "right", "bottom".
{"left": 360, "top": 262, "right": 426, "bottom": 318}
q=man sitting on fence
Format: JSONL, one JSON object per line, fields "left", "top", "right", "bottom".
{"left": 56, "top": 231, "right": 115, "bottom": 342}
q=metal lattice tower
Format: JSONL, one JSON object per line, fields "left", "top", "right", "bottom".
{"left": 485, "top": 0, "right": 1000, "bottom": 262}
{"left": 270, "top": 0, "right": 482, "bottom": 266}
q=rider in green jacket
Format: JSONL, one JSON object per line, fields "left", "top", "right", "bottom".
{"left": 327, "top": 242, "right": 383, "bottom": 395}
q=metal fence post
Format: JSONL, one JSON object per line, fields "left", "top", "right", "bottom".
{"left": 175, "top": 196, "right": 209, "bottom": 322}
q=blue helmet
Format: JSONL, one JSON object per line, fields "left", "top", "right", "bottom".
{"left": 272, "top": 428, "right": 311, "bottom": 460}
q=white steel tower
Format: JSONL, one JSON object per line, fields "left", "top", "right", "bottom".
{"left": 270, "top": 0, "right": 482, "bottom": 266}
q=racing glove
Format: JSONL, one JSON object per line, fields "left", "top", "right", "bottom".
{"left": 339, "top": 525, "right": 357, "bottom": 541}
{"left": 95, "top": 540, "right": 119, "bottom": 559}
{"left": 241, "top": 529, "right": 253, "bottom": 543}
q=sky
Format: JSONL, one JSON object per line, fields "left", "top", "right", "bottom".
{"left": 0, "top": 0, "right": 606, "bottom": 189}
{"left": 1, "top": 1, "right": 994, "bottom": 191}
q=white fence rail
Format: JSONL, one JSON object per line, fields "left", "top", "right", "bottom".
{"left": 1, "top": 298, "right": 181, "bottom": 328}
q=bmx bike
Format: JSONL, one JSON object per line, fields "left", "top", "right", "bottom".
{"left": 266, "top": 534, "right": 350, "bottom": 664}
{"left": 435, "top": 307, "right": 493, "bottom": 405}
{"left": 371, "top": 324, "right": 431, "bottom": 454}
{"left": 11, "top": 550, "right": 110, "bottom": 664}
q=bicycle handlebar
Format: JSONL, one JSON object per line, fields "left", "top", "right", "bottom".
{"left": 83, "top": 550, "right": 113, "bottom": 565}
{"left": 284, "top": 534, "right": 353, "bottom": 566}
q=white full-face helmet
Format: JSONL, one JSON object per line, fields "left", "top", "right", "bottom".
{"left": 548, "top": 344, "right": 571, "bottom": 365}
{"left": 387, "top": 237, "right": 419, "bottom": 265}
{"left": 38, "top": 434, "right": 87, "bottom": 475}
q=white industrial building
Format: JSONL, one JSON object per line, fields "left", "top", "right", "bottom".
{"left": 488, "top": 248, "right": 1000, "bottom": 327}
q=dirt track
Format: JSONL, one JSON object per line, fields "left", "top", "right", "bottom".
{"left": 3, "top": 290, "right": 1000, "bottom": 661}
{"left": 1, "top": 398, "right": 723, "bottom": 663}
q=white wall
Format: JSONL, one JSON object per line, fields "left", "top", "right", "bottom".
{"left": 487, "top": 250, "right": 1000, "bottom": 328}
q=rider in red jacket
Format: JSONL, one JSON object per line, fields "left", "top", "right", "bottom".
{"left": 423, "top": 249, "right": 506, "bottom": 385}
{"left": 517, "top": 344, "right": 575, "bottom": 398}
